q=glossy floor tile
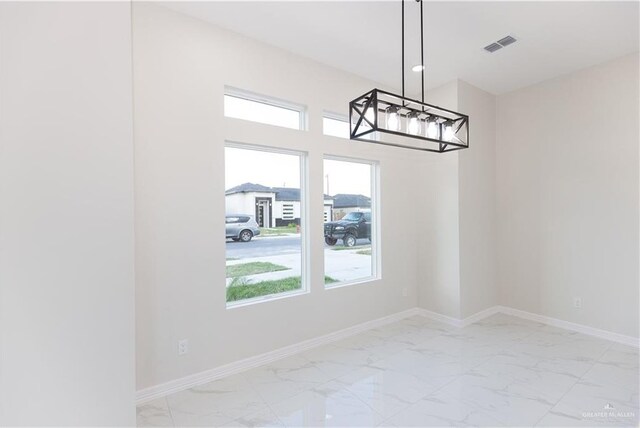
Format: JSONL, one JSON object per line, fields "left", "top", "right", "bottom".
{"left": 137, "top": 314, "right": 639, "bottom": 427}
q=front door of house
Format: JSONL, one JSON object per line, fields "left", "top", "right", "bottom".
{"left": 255, "top": 198, "right": 272, "bottom": 228}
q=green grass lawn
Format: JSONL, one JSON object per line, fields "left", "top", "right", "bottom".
{"left": 227, "top": 275, "right": 337, "bottom": 302}
{"left": 225, "top": 261, "right": 289, "bottom": 278}
{"left": 260, "top": 225, "right": 298, "bottom": 236}
{"left": 331, "top": 245, "right": 371, "bottom": 251}
{"left": 356, "top": 249, "right": 372, "bottom": 256}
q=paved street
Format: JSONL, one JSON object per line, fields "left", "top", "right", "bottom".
{"left": 226, "top": 235, "right": 370, "bottom": 259}
{"left": 226, "top": 235, "right": 301, "bottom": 259}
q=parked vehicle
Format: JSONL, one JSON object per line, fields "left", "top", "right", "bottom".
{"left": 226, "top": 215, "right": 261, "bottom": 242}
{"left": 324, "top": 211, "right": 371, "bottom": 247}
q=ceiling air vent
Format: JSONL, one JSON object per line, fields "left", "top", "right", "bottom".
{"left": 484, "top": 42, "right": 502, "bottom": 53}
{"left": 497, "top": 35, "right": 517, "bottom": 47}
{"left": 484, "top": 35, "right": 518, "bottom": 53}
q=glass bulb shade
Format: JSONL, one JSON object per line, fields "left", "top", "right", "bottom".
{"left": 426, "top": 119, "right": 439, "bottom": 139}
{"left": 407, "top": 113, "right": 421, "bottom": 135}
{"left": 386, "top": 106, "right": 400, "bottom": 131}
{"left": 443, "top": 122, "right": 455, "bottom": 142}
{"left": 364, "top": 105, "right": 375, "bottom": 126}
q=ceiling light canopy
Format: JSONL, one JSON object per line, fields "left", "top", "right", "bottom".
{"left": 349, "top": 0, "right": 469, "bottom": 153}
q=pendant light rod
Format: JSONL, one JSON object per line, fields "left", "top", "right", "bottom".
{"left": 420, "top": 0, "right": 425, "bottom": 104}
{"left": 401, "top": 0, "right": 426, "bottom": 103}
{"left": 401, "top": 0, "right": 405, "bottom": 98}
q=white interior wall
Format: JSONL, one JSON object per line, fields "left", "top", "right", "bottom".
{"left": 496, "top": 53, "right": 640, "bottom": 338}
{"left": 416, "top": 80, "right": 499, "bottom": 321}
{"left": 458, "top": 81, "right": 498, "bottom": 318}
{"left": 416, "top": 82, "right": 462, "bottom": 319}
{"left": 0, "top": 2, "right": 135, "bottom": 425}
{"left": 133, "top": 3, "right": 431, "bottom": 391}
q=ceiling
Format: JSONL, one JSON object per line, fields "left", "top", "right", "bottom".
{"left": 164, "top": 1, "right": 639, "bottom": 95}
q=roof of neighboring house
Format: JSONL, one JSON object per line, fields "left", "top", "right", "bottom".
{"left": 332, "top": 193, "right": 371, "bottom": 209}
{"left": 225, "top": 182, "right": 273, "bottom": 195}
{"left": 226, "top": 182, "right": 332, "bottom": 201}
{"left": 271, "top": 187, "right": 299, "bottom": 202}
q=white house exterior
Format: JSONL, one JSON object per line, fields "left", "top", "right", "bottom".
{"left": 323, "top": 200, "right": 334, "bottom": 223}
{"left": 226, "top": 183, "right": 333, "bottom": 227}
{"left": 331, "top": 194, "right": 371, "bottom": 220}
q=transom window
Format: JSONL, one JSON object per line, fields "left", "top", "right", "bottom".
{"left": 224, "top": 87, "right": 306, "bottom": 130}
{"left": 323, "top": 112, "right": 374, "bottom": 140}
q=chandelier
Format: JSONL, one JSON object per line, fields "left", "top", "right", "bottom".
{"left": 349, "top": 0, "right": 469, "bottom": 153}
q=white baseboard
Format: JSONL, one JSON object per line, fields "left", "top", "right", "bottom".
{"left": 417, "top": 305, "right": 502, "bottom": 328}
{"left": 497, "top": 306, "right": 640, "bottom": 349}
{"left": 459, "top": 306, "right": 503, "bottom": 327}
{"left": 136, "top": 307, "right": 420, "bottom": 404}
{"left": 137, "top": 305, "right": 639, "bottom": 405}
{"left": 418, "top": 305, "right": 639, "bottom": 348}
{"left": 416, "top": 308, "right": 464, "bottom": 327}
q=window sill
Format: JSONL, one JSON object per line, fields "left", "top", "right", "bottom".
{"left": 324, "top": 276, "right": 380, "bottom": 290}
{"left": 226, "top": 287, "right": 309, "bottom": 310}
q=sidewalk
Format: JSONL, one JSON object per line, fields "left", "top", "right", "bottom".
{"left": 226, "top": 247, "right": 373, "bottom": 285}
{"left": 253, "top": 233, "right": 298, "bottom": 240}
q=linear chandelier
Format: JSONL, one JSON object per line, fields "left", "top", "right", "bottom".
{"left": 349, "top": 0, "right": 469, "bottom": 153}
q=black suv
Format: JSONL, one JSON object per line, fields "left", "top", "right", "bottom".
{"left": 324, "top": 211, "right": 371, "bottom": 247}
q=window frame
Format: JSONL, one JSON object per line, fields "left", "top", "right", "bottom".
{"left": 224, "top": 86, "right": 307, "bottom": 131}
{"left": 323, "top": 155, "right": 381, "bottom": 289}
{"left": 323, "top": 111, "right": 376, "bottom": 141}
{"left": 224, "top": 141, "right": 310, "bottom": 309}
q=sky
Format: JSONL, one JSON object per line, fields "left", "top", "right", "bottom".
{"left": 225, "top": 147, "right": 371, "bottom": 197}
{"left": 324, "top": 159, "right": 371, "bottom": 197}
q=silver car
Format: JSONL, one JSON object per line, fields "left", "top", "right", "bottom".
{"left": 225, "top": 215, "right": 261, "bottom": 242}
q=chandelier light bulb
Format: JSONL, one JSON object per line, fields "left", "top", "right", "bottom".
{"left": 426, "top": 117, "right": 439, "bottom": 139}
{"left": 364, "top": 102, "right": 375, "bottom": 125}
{"left": 407, "top": 112, "right": 421, "bottom": 135}
{"left": 386, "top": 106, "right": 400, "bottom": 131}
{"left": 443, "top": 121, "right": 455, "bottom": 142}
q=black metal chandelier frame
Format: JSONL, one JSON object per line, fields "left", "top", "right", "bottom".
{"left": 349, "top": 0, "right": 470, "bottom": 153}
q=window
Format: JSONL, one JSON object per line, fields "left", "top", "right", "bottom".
{"left": 225, "top": 144, "right": 307, "bottom": 306}
{"left": 224, "top": 87, "right": 306, "bottom": 130}
{"left": 281, "top": 203, "right": 295, "bottom": 221}
{"left": 323, "top": 112, "right": 374, "bottom": 140}
{"left": 323, "top": 157, "right": 378, "bottom": 287}
{"left": 323, "top": 116, "right": 350, "bottom": 139}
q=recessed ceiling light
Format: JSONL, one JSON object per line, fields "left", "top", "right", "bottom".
{"left": 412, "top": 64, "right": 424, "bottom": 72}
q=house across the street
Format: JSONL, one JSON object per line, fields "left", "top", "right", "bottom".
{"left": 225, "top": 182, "right": 336, "bottom": 227}
{"left": 331, "top": 193, "right": 371, "bottom": 220}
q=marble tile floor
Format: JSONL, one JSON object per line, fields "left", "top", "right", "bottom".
{"left": 137, "top": 314, "right": 639, "bottom": 427}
